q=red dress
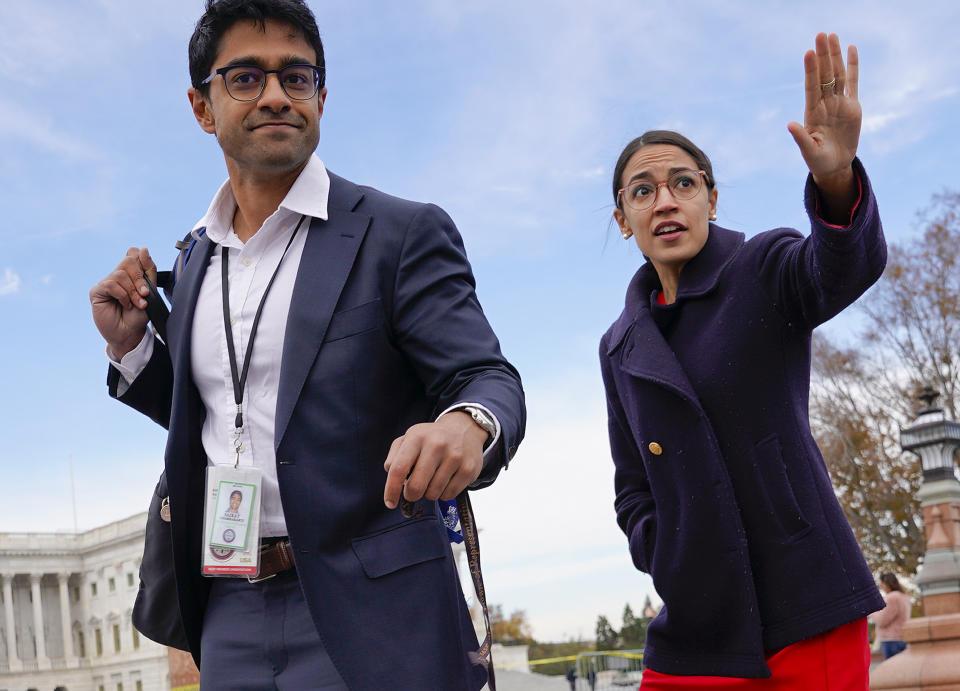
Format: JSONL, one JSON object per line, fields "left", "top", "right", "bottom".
{"left": 640, "top": 618, "right": 869, "bottom": 690}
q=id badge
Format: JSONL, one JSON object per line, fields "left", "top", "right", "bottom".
{"left": 202, "top": 465, "right": 262, "bottom": 577}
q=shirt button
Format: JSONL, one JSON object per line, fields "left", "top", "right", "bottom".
{"left": 648, "top": 442, "right": 663, "bottom": 456}
{"left": 242, "top": 258, "right": 252, "bottom": 266}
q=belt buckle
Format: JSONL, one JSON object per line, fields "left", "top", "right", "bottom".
{"left": 246, "top": 571, "right": 276, "bottom": 584}
{"left": 247, "top": 541, "right": 279, "bottom": 583}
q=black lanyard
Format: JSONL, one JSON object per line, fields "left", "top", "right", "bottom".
{"left": 222, "top": 214, "right": 307, "bottom": 465}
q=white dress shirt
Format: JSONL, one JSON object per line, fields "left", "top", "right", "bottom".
{"left": 111, "top": 154, "right": 500, "bottom": 538}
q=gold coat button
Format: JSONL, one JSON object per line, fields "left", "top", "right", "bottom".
{"left": 648, "top": 442, "right": 663, "bottom": 456}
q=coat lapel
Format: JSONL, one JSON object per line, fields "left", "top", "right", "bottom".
{"left": 614, "top": 307, "right": 701, "bottom": 408}
{"left": 609, "top": 225, "right": 746, "bottom": 408}
{"left": 607, "top": 257, "right": 700, "bottom": 408}
{"left": 274, "top": 175, "right": 371, "bottom": 446}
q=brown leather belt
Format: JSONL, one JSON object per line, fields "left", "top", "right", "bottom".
{"left": 247, "top": 538, "right": 295, "bottom": 583}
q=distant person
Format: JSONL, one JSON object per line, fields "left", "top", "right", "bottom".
{"left": 566, "top": 665, "right": 577, "bottom": 691}
{"left": 870, "top": 572, "right": 911, "bottom": 659}
{"left": 599, "top": 33, "right": 886, "bottom": 687}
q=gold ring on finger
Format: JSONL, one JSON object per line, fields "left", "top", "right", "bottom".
{"left": 820, "top": 77, "right": 836, "bottom": 91}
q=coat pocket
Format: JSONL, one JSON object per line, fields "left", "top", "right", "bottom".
{"left": 751, "top": 434, "right": 811, "bottom": 542}
{"left": 352, "top": 516, "right": 448, "bottom": 578}
{"left": 325, "top": 298, "right": 383, "bottom": 343}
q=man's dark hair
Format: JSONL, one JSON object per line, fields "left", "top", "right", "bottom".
{"left": 188, "top": 0, "right": 325, "bottom": 92}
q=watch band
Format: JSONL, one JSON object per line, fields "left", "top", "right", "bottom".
{"left": 459, "top": 405, "right": 496, "bottom": 447}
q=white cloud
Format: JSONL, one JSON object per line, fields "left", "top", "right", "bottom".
{"left": 756, "top": 108, "right": 780, "bottom": 123}
{"left": 0, "top": 268, "right": 21, "bottom": 296}
{"left": 469, "top": 366, "right": 662, "bottom": 639}
{"left": 864, "top": 111, "right": 904, "bottom": 133}
{"left": 0, "top": 101, "right": 103, "bottom": 160}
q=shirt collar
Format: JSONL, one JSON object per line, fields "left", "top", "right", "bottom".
{"left": 192, "top": 153, "right": 330, "bottom": 242}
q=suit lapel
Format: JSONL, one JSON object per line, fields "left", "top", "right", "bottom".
{"left": 167, "top": 233, "right": 214, "bottom": 374}
{"left": 275, "top": 176, "right": 371, "bottom": 446}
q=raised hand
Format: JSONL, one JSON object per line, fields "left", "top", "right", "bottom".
{"left": 787, "top": 33, "right": 861, "bottom": 215}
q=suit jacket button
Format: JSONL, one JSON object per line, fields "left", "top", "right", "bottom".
{"left": 648, "top": 442, "right": 663, "bottom": 456}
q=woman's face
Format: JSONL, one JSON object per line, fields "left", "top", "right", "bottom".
{"left": 614, "top": 144, "right": 718, "bottom": 278}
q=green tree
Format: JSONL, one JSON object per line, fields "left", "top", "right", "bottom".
{"left": 594, "top": 614, "right": 618, "bottom": 651}
{"left": 620, "top": 603, "right": 647, "bottom": 649}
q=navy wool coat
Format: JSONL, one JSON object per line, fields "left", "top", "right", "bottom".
{"left": 599, "top": 160, "right": 886, "bottom": 678}
{"left": 109, "top": 172, "right": 525, "bottom": 690}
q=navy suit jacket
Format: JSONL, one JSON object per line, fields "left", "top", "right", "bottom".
{"left": 599, "top": 160, "right": 885, "bottom": 677}
{"left": 110, "top": 171, "right": 526, "bottom": 689}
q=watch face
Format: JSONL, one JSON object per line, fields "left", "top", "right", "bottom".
{"left": 466, "top": 407, "right": 494, "bottom": 435}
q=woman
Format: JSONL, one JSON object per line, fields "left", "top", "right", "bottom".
{"left": 871, "top": 573, "right": 911, "bottom": 659}
{"left": 599, "top": 33, "right": 886, "bottom": 687}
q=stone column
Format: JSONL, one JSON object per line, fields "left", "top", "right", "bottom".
{"left": 1, "top": 573, "right": 22, "bottom": 672}
{"left": 871, "top": 390, "right": 960, "bottom": 690}
{"left": 57, "top": 573, "right": 77, "bottom": 665}
{"left": 79, "top": 571, "right": 92, "bottom": 659}
{"left": 29, "top": 574, "right": 50, "bottom": 669}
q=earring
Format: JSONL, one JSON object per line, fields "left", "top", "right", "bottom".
{"left": 709, "top": 214, "right": 717, "bottom": 221}
{"left": 622, "top": 232, "right": 631, "bottom": 239}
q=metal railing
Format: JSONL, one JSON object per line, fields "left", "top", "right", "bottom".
{"left": 569, "top": 651, "right": 644, "bottom": 691}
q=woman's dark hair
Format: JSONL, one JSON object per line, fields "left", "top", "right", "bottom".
{"left": 880, "top": 572, "right": 903, "bottom": 592}
{"left": 612, "top": 130, "right": 715, "bottom": 209}
{"left": 189, "top": 0, "right": 325, "bottom": 92}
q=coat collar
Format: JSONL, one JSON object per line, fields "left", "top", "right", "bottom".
{"left": 604, "top": 224, "right": 744, "bottom": 408}
{"left": 606, "top": 224, "right": 745, "bottom": 354}
{"left": 167, "top": 170, "right": 371, "bottom": 449}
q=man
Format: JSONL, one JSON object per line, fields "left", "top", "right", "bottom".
{"left": 89, "top": 1, "right": 525, "bottom": 688}
{"left": 226, "top": 490, "right": 243, "bottom": 515}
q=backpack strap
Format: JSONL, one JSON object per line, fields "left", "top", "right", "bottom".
{"left": 156, "top": 227, "right": 206, "bottom": 298}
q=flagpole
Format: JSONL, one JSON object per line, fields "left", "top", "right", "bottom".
{"left": 69, "top": 455, "right": 78, "bottom": 533}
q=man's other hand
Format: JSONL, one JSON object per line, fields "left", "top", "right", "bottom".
{"left": 383, "top": 411, "right": 488, "bottom": 509}
{"left": 90, "top": 247, "right": 156, "bottom": 359}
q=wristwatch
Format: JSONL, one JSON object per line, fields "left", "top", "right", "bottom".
{"left": 459, "top": 405, "right": 496, "bottom": 449}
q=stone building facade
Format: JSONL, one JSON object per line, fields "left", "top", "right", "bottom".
{"left": 0, "top": 514, "right": 169, "bottom": 691}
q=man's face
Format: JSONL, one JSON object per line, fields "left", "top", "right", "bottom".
{"left": 229, "top": 494, "right": 242, "bottom": 512}
{"left": 188, "top": 19, "right": 327, "bottom": 179}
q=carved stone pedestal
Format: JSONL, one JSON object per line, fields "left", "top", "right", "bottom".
{"left": 870, "top": 613, "right": 960, "bottom": 690}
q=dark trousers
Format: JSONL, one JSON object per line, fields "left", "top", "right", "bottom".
{"left": 881, "top": 640, "right": 907, "bottom": 659}
{"left": 200, "top": 570, "right": 349, "bottom": 690}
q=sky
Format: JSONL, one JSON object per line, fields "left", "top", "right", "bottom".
{"left": 1, "top": 0, "right": 959, "bottom": 642}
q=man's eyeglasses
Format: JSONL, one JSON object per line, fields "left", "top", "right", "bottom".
{"left": 201, "top": 64, "right": 324, "bottom": 102}
{"left": 618, "top": 169, "right": 706, "bottom": 211}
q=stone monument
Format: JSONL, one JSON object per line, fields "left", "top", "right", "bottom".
{"left": 871, "top": 388, "right": 960, "bottom": 690}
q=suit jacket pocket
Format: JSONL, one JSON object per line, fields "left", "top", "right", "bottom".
{"left": 751, "top": 434, "right": 811, "bottom": 542}
{"left": 325, "top": 298, "right": 383, "bottom": 343}
{"left": 352, "top": 516, "right": 448, "bottom": 578}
